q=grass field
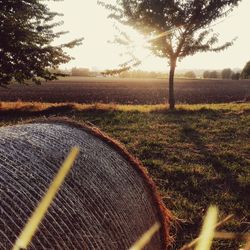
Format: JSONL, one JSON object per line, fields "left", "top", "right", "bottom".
{"left": 1, "top": 101, "right": 249, "bottom": 249}
{"left": 0, "top": 77, "right": 250, "bottom": 104}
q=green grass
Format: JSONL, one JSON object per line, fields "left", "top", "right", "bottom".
{"left": 0, "top": 102, "right": 249, "bottom": 249}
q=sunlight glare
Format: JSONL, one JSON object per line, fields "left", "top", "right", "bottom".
{"left": 47, "top": 0, "right": 250, "bottom": 71}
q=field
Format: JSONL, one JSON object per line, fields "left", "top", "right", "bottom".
{"left": 0, "top": 77, "right": 250, "bottom": 249}
{"left": 0, "top": 77, "right": 250, "bottom": 104}
{"left": 0, "top": 101, "right": 249, "bottom": 249}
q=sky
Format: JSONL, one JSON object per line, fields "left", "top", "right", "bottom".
{"left": 48, "top": 0, "right": 250, "bottom": 71}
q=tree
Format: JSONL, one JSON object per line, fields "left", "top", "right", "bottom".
{"left": 203, "top": 70, "right": 219, "bottom": 79}
{"left": 0, "top": 0, "right": 82, "bottom": 86}
{"left": 209, "top": 70, "right": 219, "bottom": 79}
{"left": 241, "top": 61, "right": 250, "bottom": 79}
{"left": 203, "top": 70, "right": 210, "bottom": 79}
{"left": 71, "top": 67, "right": 90, "bottom": 77}
{"left": 184, "top": 71, "right": 196, "bottom": 79}
{"left": 221, "top": 68, "right": 233, "bottom": 79}
{"left": 231, "top": 72, "right": 240, "bottom": 80}
{"left": 100, "top": 0, "right": 241, "bottom": 109}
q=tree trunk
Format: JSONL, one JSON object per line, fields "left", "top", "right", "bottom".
{"left": 168, "top": 59, "right": 176, "bottom": 110}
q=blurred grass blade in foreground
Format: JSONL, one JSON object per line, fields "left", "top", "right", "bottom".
{"left": 195, "top": 206, "right": 218, "bottom": 250}
{"left": 129, "top": 222, "right": 161, "bottom": 250}
{"left": 12, "top": 147, "right": 80, "bottom": 250}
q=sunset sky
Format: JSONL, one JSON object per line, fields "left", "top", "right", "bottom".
{"left": 48, "top": 0, "right": 250, "bottom": 71}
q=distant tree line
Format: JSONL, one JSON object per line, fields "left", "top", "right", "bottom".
{"left": 203, "top": 68, "right": 241, "bottom": 80}
{"left": 103, "top": 69, "right": 198, "bottom": 79}
{"left": 71, "top": 67, "right": 90, "bottom": 77}
{"left": 183, "top": 71, "right": 196, "bottom": 79}
{"left": 202, "top": 61, "right": 250, "bottom": 80}
{"left": 51, "top": 60, "right": 250, "bottom": 81}
{"left": 119, "top": 70, "right": 168, "bottom": 79}
{"left": 100, "top": 63, "right": 250, "bottom": 80}
{"left": 68, "top": 67, "right": 169, "bottom": 78}
{"left": 68, "top": 67, "right": 99, "bottom": 77}
{"left": 53, "top": 59, "right": 250, "bottom": 80}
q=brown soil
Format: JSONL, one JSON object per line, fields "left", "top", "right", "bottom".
{"left": 0, "top": 77, "right": 249, "bottom": 104}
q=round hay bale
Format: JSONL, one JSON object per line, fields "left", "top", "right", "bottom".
{"left": 0, "top": 118, "right": 172, "bottom": 249}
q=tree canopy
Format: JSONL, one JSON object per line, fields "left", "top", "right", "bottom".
{"left": 184, "top": 71, "right": 196, "bottom": 79}
{"left": 0, "top": 0, "right": 82, "bottom": 86}
{"left": 100, "top": 0, "right": 241, "bottom": 109}
{"left": 241, "top": 61, "right": 250, "bottom": 79}
{"left": 221, "top": 68, "right": 233, "bottom": 79}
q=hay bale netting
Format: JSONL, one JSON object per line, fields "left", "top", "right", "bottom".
{"left": 0, "top": 119, "right": 172, "bottom": 249}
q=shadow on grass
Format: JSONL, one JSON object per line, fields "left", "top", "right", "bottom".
{"left": 152, "top": 107, "right": 223, "bottom": 115}
{"left": 0, "top": 104, "right": 121, "bottom": 124}
{"left": 1, "top": 103, "right": 249, "bottom": 121}
{"left": 0, "top": 104, "right": 75, "bottom": 120}
{"left": 182, "top": 124, "right": 244, "bottom": 186}
{"left": 168, "top": 122, "right": 249, "bottom": 248}
{"left": 152, "top": 107, "right": 250, "bottom": 121}
{"left": 148, "top": 120, "right": 249, "bottom": 249}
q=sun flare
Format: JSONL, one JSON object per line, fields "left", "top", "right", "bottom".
{"left": 42, "top": 0, "right": 250, "bottom": 71}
